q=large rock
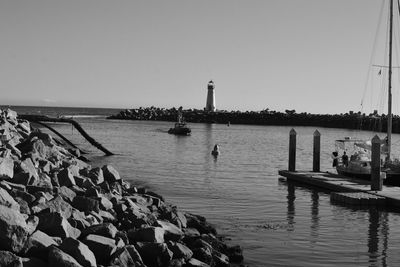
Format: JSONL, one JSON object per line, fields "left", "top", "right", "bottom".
{"left": 135, "top": 242, "right": 173, "bottom": 267}
{"left": 128, "top": 226, "right": 165, "bottom": 243}
{"left": 157, "top": 220, "right": 184, "bottom": 241}
{"left": 87, "top": 167, "right": 104, "bottom": 185}
{"left": 13, "top": 158, "right": 39, "bottom": 185}
{"left": 72, "top": 196, "right": 100, "bottom": 213}
{"left": 48, "top": 245, "right": 84, "bottom": 267}
{"left": 58, "top": 185, "right": 77, "bottom": 203}
{"left": 109, "top": 247, "right": 135, "bottom": 267}
{"left": 185, "top": 258, "right": 211, "bottom": 267}
{"left": 25, "top": 230, "right": 58, "bottom": 260}
{"left": 125, "top": 244, "right": 145, "bottom": 265}
{"left": 37, "top": 211, "right": 81, "bottom": 239}
{"left": 60, "top": 237, "right": 97, "bottom": 267}
{"left": 0, "top": 156, "right": 14, "bottom": 179}
{"left": 57, "top": 168, "right": 76, "bottom": 187}
{"left": 0, "top": 205, "right": 30, "bottom": 253}
{"left": 101, "top": 165, "right": 121, "bottom": 183}
{"left": 31, "top": 195, "right": 73, "bottom": 219}
{"left": 82, "top": 234, "right": 117, "bottom": 265}
{"left": 167, "top": 241, "right": 193, "bottom": 261}
{"left": 81, "top": 222, "right": 118, "bottom": 239}
{"left": 0, "top": 186, "right": 20, "bottom": 210}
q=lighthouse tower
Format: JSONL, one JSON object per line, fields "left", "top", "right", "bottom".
{"left": 205, "top": 80, "right": 215, "bottom": 112}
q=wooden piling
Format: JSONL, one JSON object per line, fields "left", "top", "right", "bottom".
{"left": 371, "top": 135, "right": 382, "bottom": 191}
{"left": 289, "top": 128, "right": 296, "bottom": 172}
{"left": 313, "top": 130, "right": 321, "bottom": 172}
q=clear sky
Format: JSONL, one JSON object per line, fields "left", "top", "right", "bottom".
{"left": 0, "top": 0, "right": 395, "bottom": 114}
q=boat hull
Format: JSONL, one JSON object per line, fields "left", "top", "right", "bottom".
{"left": 168, "top": 127, "right": 191, "bottom": 135}
{"left": 336, "top": 165, "right": 400, "bottom": 186}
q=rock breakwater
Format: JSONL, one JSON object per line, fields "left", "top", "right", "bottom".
{"left": 108, "top": 106, "right": 400, "bottom": 133}
{"left": 0, "top": 108, "right": 243, "bottom": 267}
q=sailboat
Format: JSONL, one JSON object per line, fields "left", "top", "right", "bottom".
{"left": 335, "top": 0, "right": 400, "bottom": 186}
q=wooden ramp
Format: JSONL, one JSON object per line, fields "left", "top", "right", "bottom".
{"left": 278, "top": 170, "right": 400, "bottom": 208}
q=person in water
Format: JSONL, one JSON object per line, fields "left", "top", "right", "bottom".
{"left": 212, "top": 144, "right": 220, "bottom": 156}
{"left": 342, "top": 151, "right": 349, "bottom": 167}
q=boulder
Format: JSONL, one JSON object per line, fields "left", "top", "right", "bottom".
{"left": 185, "top": 258, "right": 211, "bottom": 267}
{"left": 58, "top": 185, "right": 77, "bottom": 203}
{"left": 157, "top": 220, "right": 184, "bottom": 241}
{"left": 25, "top": 230, "right": 58, "bottom": 260}
{"left": 21, "top": 257, "right": 47, "bottom": 267}
{"left": 109, "top": 247, "right": 135, "bottom": 267}
{"left": 81, "top": 222, "right": 118, "bottom": 239}
{"left": 0, "top": 186, "right": 20, "bottom": 210}
{"left": 13, "top": 158, "right": 39, "bottom": 185}
{"left": 60, "top": 237, "right": 97, "bottom": 267}
{"left": 57, "top": 168, "right": 76, "bottom": 187}
{"left": 135, "top": 242, "right": 173, "bottom": 267}
{"left": 82, "top": 234, "right": 117, "bottom": 265}
{"left": 128, "top": 226, "right": 165, "bottom": 243}
{"left": 192, "top": 247, "right": 213, "bottom": 265}
{"left": 125, "top": 244, "right": 145, "bottom": 265}
{"left": 0, "top": 205, "right": 30, "bottom": 253}
{"left": 0, "top": 156, "right": 14, "bottom": 179}
{"left": 186, "top": 214, "right": 217, "bottom": 235}
{"left": 31, "top": 195, "right": 73, "bottom": 219}
{"left": 26, "top": 215, "right": 39, "bottom": 235}
{"left": 0, "top": 250, "right": 23, "bottom": 266}
{"left": 48, "top": 245, "right": 84, "bottom": 267}
{"left": 72, "top": 196, "right": 100, "bottom": 213}
{"left": 15, "top": 197, "right": 31, "bottom": 214}
{"left": 97, "top": 196, "right": 113, "bottom": 210}
{"left": 212, "top": 251, "right": 230, "bottom": 267}
{"left": 101, "top": 165, "right": 121, "bottom": 183}
{"left": 10, "top": 188, "right": 36, "bottom": 204}
{"left": 87, "top": 167, "right": 104, "bottom": 185}
{"left": 167, "top": 241, "right": 193, "bottom": 261}
{"left": 37, "top": 211, "right": 81, "bottom": 239}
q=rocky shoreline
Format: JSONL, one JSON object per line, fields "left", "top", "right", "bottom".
{"left": 0, "top": 108, "right": 243, "bottom": 267}
{"left": 108, "top": 106, "right": 400, "bottom": 133}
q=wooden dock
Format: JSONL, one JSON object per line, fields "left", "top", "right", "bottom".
{"left": 278, "top": 170, "right": 400, "bottom": 208}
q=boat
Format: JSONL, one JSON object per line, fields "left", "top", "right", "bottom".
{"left": 334, "top": 0, "right": 400, "bottom": 186}
{"left": 168, "top": 108, "right": 191, "bottom": 135}
{"left": 168, "top": 121, "right": 191, "bottom": 135}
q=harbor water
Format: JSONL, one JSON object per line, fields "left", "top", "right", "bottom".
{"left": 8, "top": 106, "right": 400, "bottom": 267}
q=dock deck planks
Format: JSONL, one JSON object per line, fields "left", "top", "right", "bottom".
{"left": 278, "top": 170, "right": 400, "bottom": 207}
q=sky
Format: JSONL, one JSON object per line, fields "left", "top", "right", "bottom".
{"left": 0, "top": 0, "right": 397, "bottom": 114}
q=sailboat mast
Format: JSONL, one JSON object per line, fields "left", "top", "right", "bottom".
{"left": 387, "top": 0, "right": 393, "bottom": 160}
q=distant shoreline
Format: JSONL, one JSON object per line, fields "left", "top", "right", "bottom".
{"left": 108, "top": 107, "right": 400, "bottom": 134}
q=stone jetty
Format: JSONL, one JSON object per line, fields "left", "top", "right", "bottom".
{"left": 108, "top": 106, "right": 400, "bottom": 133}
{"left": 0, "top": 108, "right": 243, "bottom": 267}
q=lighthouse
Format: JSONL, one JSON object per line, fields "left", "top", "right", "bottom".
{"left": 205, "top": 80, "right": 215, "bottom": 112}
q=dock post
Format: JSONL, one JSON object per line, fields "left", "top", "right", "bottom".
{"left": 371, "top": 135, "right": 382, "bottom": 191}
{"left": 289, "top": 128, "right": 296, "bottom": 172}
{"left": 313, "top": 130, "right": 321, "bottom": 172}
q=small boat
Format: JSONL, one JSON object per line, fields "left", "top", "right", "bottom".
{"left": 211, "top": 144, "right": 220, "bottom": 156}
{"left": 168, "top": 108, "right": 191, "bottom": 135}
{"left": 168, "top": 121, "right": 191, "bottom": 135}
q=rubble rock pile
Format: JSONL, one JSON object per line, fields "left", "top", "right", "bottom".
{"left": 0, "top": 108, "right": 244, "bottom": 267}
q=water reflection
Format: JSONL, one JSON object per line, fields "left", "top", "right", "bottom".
{"left": 310, "top": 190, "right": 319, "bottom": 241}
{"left": 285, "top": 181, "right": 390, "bottom": 266}
{"left": 286, "top": 182, "right": 295, "bottom": 231}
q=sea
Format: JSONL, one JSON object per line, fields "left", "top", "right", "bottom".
{"left": 4, "top": 105, "right": 400, "bottom": 267}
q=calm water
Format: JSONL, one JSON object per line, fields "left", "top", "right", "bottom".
{"left": 8, "top": 106, "right": 400, "bottom": 266}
